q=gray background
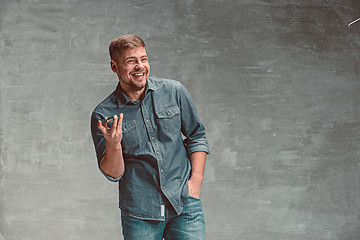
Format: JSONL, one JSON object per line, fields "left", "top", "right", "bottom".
{"left": 1, "top": 0, "right": 360, "bottom": 239}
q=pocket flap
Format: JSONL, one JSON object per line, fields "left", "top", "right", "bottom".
{"left": 156, "top": 106, "right": 180, "bottom": 119}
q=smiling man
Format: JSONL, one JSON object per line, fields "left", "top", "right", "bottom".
{"left": 91, "top": 34, "right": 209, "bottom": 240}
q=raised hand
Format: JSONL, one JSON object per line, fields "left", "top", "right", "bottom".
{"left": 97, "top": 113, "right": 123, "bottom": 149}
{"left": 96, "top": 113, "right": 125, "bottom": 178}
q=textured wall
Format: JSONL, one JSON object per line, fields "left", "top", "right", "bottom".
{"left": 1, "top": 0, "right": 360, "bottom": 239}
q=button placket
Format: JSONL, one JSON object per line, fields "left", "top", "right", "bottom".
{"left": 141, "top": 97, "right": 164, "bottom": 179}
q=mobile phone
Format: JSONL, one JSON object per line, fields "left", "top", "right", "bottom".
{"left": 100, "top": 117, "right": 114, "bottom": 127}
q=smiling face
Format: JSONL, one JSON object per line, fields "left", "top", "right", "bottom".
{"left": 111, "top": 46, "right": 150, "bottom": 97}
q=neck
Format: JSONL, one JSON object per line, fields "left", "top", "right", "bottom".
{"left": 120, "top": 83, "right": 146, "bottom": 102}
{"left": 127, "top": 90, "right": 145, "bottom": 102}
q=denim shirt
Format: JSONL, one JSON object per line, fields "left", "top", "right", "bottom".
{"left": 91, "top": 77, "right": 209, "bottom": 221}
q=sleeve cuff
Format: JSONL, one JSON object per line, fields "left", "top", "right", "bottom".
{"left": 187, "top": 144, "right": 210, "bottom": 156}
{"left": 99, "top": 165, "right": 123, "bottom": 182}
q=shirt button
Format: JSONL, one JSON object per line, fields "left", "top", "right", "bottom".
{"left": 146, "top": 119, "right": 149, "bottom": 123}
{"left": 160, "top": 169, "right": 163, "bottom": 173}
{"left": 156, "top": 152, "right": 160, "bottom": 155}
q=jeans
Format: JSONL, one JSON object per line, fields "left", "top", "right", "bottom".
{"left": 121, "top": 196, "right": 206, "bottom": 240}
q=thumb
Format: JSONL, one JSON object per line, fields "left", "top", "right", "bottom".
{"left": 97, "top": 120, "right": 107, "bottom": 134}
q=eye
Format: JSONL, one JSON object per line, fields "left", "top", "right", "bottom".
{"left": 127, "top": 59, "right": 135, "bottom": 63}
{"left": 141, "top": 58, "right": 148, "bottom": 62}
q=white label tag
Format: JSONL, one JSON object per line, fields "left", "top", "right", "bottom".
{"left": 161, "top": 205, "right": 165, "bottom": 217}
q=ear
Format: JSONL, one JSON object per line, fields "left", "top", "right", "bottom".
{"left": 110, "top": 60, "right": 118, "bottom": 73}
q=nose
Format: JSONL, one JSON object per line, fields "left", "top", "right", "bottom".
{"left": 134, "top": 61, "right": 144, "bottom": 70}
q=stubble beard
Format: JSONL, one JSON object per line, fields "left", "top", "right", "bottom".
{"left": 121, "top": 75, "right": 147, "bottom": 92}
{"left": 130, "top": 81, "right": 146, "bottom": 91}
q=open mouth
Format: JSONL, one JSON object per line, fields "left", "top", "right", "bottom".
{"left": 132, "top": 72, "right": 145, "bottom": 77}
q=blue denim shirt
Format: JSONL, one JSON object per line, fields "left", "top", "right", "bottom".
{"left": 91, "top": 77, "right": 209, "bottom": 221}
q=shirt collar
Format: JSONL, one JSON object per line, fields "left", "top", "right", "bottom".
{"left": 146, "top": 77, "right": 157, "bottom": 91}
{"left": 114, "top": 77, "right": 156, "bottom": 107}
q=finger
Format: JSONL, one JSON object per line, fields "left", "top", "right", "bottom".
{"left": 103, "top": 117, "right": 110, "bottom": 129}
{"left": 117, "top": 113, "right": 123, "bottom": 132}
{"left": 110, "top": 115, "right": 118, "bottom": 134}
{"left": 101, "top": 119, "right": 110, "bottom": 130}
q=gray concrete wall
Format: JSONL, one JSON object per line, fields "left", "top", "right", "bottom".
{"left": 1, "top": 0, "right": 360, "bottom": 239}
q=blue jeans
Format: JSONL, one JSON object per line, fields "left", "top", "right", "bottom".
{"left": 121, "top": 196, "right": 206, "bottom": 240}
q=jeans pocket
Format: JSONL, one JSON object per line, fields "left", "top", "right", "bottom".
{"left": 183, "top": 196, "right": 204, "bottom": 215}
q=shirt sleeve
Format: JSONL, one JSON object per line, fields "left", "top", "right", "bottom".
{"left": 90, "top": 111, "right": 122, "bottom": 182}
{"left": 177, "top": 82, "right": 210, "bottom": 155}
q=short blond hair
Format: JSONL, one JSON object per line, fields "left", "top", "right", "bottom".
{"left": 109, "top": 34, "right": 145, "bottom": 61}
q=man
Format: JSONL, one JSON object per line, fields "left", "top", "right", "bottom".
{"left": 91, "top": 34, "right": 209, "bottom": 240}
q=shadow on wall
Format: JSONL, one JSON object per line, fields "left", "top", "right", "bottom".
{"left": 0, "top": 232, "right": 6, "bottom": 240}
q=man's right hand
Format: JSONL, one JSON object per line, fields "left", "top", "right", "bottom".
{"left": 97, "top": 113, "right": 125, "bottom": 179}
{"left": 97, "top": 113, "right": 124, "bottom": 149}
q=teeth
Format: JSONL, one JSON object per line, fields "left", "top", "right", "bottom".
{"left": 134, "top": 73, "right": 143, "bottom": 76}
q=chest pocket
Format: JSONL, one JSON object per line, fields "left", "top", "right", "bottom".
{"left": 121, "top": 120, "right": 140, "bottom": 153}
{"left": 155, "top": 106, "right": 181, "bottom": 135}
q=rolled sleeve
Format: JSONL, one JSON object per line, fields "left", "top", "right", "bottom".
{"left": 99, "top": 166, "right": 122, "bottom": 182}
{"left": 178, "top": 82, "right": 210, "bottom": 156}
{"left": 186, "top": 140, "right": 210, "bottom": 156}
